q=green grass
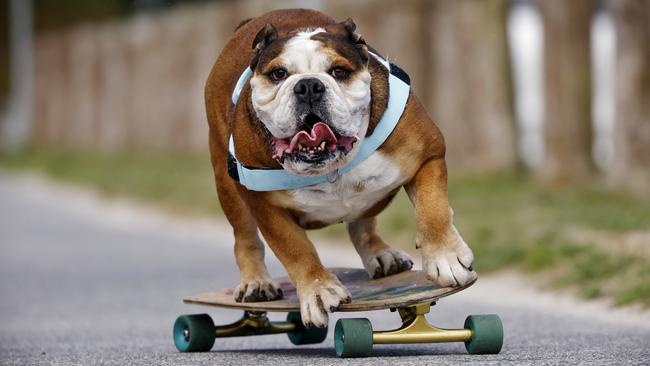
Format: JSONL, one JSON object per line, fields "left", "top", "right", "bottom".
{"left": 0, "top": 146, "right": 220, "bottom": 216}
{"left": 2, "top": 146, "right": 649, "bottom": 306}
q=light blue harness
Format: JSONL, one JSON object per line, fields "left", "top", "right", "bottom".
{"left": 228, "top": 53, "right": 410, "bottom": 191}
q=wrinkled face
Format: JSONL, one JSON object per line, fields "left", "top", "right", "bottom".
{"left": 250, "top": 28, "right": 372, "bottom": 176}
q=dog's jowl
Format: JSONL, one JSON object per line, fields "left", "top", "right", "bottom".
{"left": 204, "top": 9, "right": 476, "bottom": 328}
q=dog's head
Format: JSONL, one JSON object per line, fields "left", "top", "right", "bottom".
{"left": 248, "top": 19, "right": 371, "bottom": 176}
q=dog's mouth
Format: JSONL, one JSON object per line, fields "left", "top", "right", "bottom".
{"left": 271, "top": 113, "right": 358, "bottom": 164}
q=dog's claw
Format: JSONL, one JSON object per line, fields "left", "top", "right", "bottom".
{"left": 423, "top": 226, "right": 476, "bottom": 287}
{"left": 234, "top": 278, "right": 283, "bottom": 302}
{"left": 363, "top": 248, "right": 414, "bottom": 279}
{"left": 297, "top": 273, "right": 351, "bottom": 327}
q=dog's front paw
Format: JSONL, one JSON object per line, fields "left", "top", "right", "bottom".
{"left": 422, "top": 226, "right": 476, "bottom": 287}
{"left": 297, "top": 272, "right": 352, "bottom": 328}
{"left": 234, "top": 277, "right": 283, "bottom": 302}
{"left": 362, "top": 248, "right": 414, "bottom": 279}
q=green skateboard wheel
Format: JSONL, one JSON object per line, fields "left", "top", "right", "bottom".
{"left": 173, "top": 314, "right": 216, "bottom": 352}
{"left": 334, "top": 318, "right": 373, "bottom": 358}
{"left": 464, "top": 314, "right": 503, "bottom": 354}
{"left": 286, "top": 312, "right": 328, "bottom": 345}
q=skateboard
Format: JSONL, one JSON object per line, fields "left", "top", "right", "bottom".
{"left": 173, "top": 267, "right": 503, "bottom": 357}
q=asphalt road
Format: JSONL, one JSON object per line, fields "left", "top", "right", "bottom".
{"left": 1, "top": 172, "right": 649, "bottom": 365}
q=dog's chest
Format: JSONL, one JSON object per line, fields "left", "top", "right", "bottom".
{"left": 290, "top": 152, "right": 404, "bottom": 224}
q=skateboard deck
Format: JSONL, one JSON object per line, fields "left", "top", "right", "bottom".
{"left": 184, "top": 267, "right": 476, "bottom": 312}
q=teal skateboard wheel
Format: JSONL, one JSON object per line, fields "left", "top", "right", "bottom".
{"left": 173, "top": 314, "right": 216, "bottom": 352}
{"left": 334, "top": 318, "right": 373, "bottom": 358}
{"left": 464, "top": 314, "right": 503, "bottom": 354}
{"left": 286, "top": 312, "right": 328, "bottom": 345}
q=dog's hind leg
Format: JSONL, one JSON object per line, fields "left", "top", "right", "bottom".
{"left": 347, "top": 217, "right": 414, "bottom": 279}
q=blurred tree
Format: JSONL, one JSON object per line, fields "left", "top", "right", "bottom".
{"left": 428, "top": 0, "right": 516, "bottom": 173}
{"left": 1, "top": 0, "right": 8, "bottom": 103}
{"left": 415, "top": 0, "right": 434, "bottom": 108}
{"left": 610, "top": 0, "right": 650, "bottom": 193}
{"left": 1, "top": 0, "right": 34, "bottom": 152}
{"left": 538, "top": 0, "right": 595, "bottom": 185}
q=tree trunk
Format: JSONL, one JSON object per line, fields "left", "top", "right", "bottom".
{"left": 538, "top": 0, "right": 595, "bottom": 185}
{"left": 1, "top": 0, "right": 34, "bottom": 152}
{"left": 428, "top": 0, "right": 516, "bottom": 173}
{"left": 610, "top": 0, "right": 650, "bottom": 194}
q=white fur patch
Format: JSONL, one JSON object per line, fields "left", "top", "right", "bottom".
{"left": 291, "top": 151, "right": 404, "bottom": 224}
{"left": 283, "top": 28, "right": 331, "bottom": 74}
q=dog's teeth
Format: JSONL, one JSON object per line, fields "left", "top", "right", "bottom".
{"left": 298, "top": 143, "right": 304, "bottom": 150}
{"left": 320, "top": 141, "right": 326, "bottom": 149}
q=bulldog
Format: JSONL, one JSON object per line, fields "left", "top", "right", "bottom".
{"left": 204, "top": 9, "right": 476, "bottom": 327}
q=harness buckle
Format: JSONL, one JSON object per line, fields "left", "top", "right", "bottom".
{"left": 327, "top": 170, "right": 339, "bottom": 183}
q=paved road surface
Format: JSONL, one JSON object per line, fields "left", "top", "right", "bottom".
{"left": 1, "top": 173, "right": 649, "bottom": 365}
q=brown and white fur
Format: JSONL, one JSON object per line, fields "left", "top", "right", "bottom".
{"left": 205, "top": 9, "right": 476, "bottom": 328}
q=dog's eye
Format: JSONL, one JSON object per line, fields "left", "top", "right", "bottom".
{"left": 330, "top": 67, "right": 349, "bottom": 80}
{"left": 269, "top": 67, "right": 288, "bottom": 82}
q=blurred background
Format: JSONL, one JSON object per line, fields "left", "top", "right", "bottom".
{"left": 0, "top": 0, "right": 648, "bottom": 309}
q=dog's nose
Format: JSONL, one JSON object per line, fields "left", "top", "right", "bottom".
{"left": 293, "top": 78, "right": 325, "bottom": 104}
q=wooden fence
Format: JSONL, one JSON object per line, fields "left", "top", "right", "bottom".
{"left": 30, "top": 0, "right": 515, "bottom": 172}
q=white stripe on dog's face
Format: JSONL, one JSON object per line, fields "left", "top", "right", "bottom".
{"left": 282, "top": 28, "right": 331, "bottom": 76}
{"left": 250, "top": 28, "right": 372, "bottom": 176}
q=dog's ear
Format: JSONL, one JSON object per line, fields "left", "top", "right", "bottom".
{"left": 251, "top": 23, "right": 278, "bottom": 69}
{"left": 331, "top": 18, "right": 368, "bottom": 64}
{"left": 340, "top": 18, "right": 365, "bottom": 45}
{"left": 252, "top": 23, "right": 278, "bottom": 51}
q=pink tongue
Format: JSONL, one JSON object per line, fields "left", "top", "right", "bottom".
{"left": 271, "top": 122, "right": 358, "bottom": 159}
{"left": 289, "top": 122, "right": 337, "bottom": 149}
